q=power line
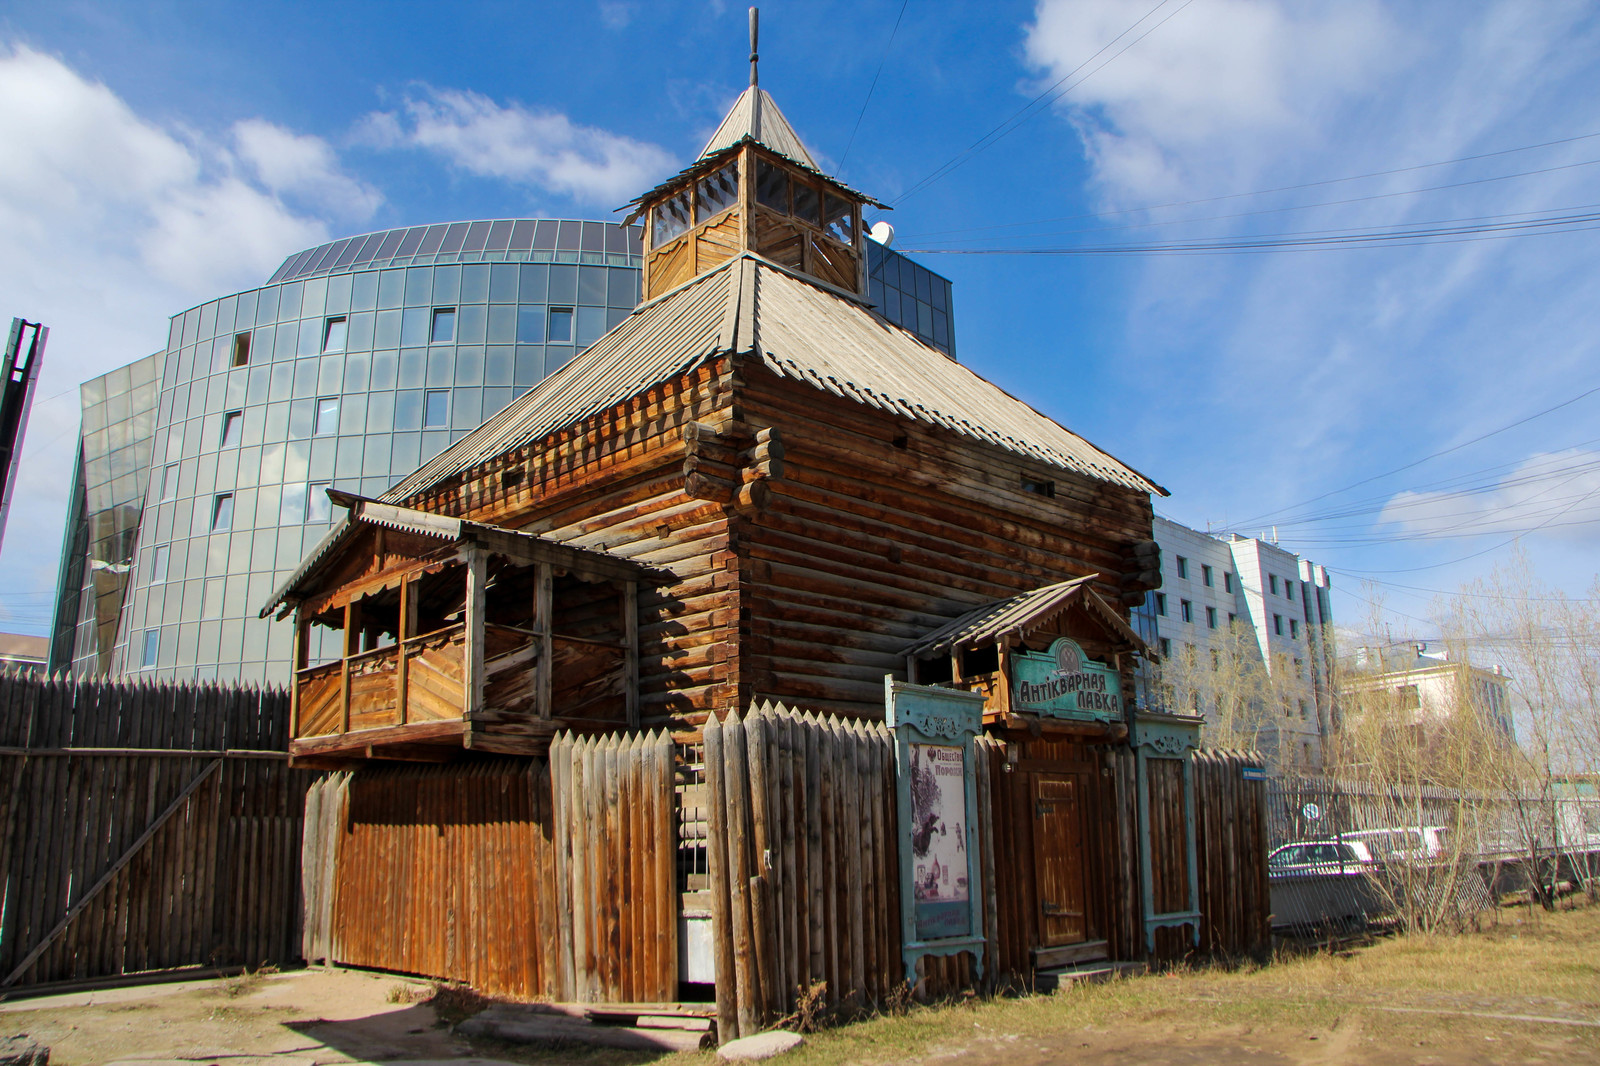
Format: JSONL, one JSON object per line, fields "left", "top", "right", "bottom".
{"left": 1329, "top": 483, "right": 1600, "bottom": 576}
{"left": 904, "top": 155, "right": 1600, "bottom": 246}
{"left": 1227, "top": 382, "right": 1600, "bottom": 533}
{"left": 888, "top": 0, "right": 1194, "bottom": 208}
{"left": 901, "top": 128, "right": 1600, "bottom": 240}
{"left": 900, "top": 205, "right": 1600, "bottom": 255}
{"left": 837, "top": 0, "right": 910, "bottom": 176}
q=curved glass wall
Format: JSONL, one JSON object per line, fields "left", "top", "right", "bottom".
{"left": 107, "top": 219, "right": 644, "bottom": 683}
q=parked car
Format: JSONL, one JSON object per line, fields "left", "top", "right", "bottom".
{"left": 1339, "top": 826, "right": 1450, "bottom": 861}
{"left": 1268, "top": 838, "right": 1384, "bottom": 933}
{"left": 1268, "top": 839, "right": 1374, "bottom": 875}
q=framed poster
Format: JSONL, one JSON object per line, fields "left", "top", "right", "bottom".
{"left": 886, "top": 678, "right": 985, "bottom": 983}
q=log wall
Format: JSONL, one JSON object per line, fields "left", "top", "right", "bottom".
{"left": 737, "top": 362, "right": 1154, "bottom": 718}
{"left": 0, "top": 672, "right": 305, "bottom": 991}
{"left": 408, "top": 359, "right": 743, "bottom": 729}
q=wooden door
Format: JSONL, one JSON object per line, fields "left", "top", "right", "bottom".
{"left": 1033, "top": 773, "right": 1090, "bottom": 946}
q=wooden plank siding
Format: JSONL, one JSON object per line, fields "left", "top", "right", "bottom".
{"left": 303, "top": 735, "right": 679, "bottom": 1003}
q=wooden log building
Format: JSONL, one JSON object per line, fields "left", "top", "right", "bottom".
{"left": 268, "top": 42, "right": 1268, "bottom": 1026}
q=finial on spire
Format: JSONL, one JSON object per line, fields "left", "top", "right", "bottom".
{"left": 749, "top": 7, "right": 760, "bottom": 88}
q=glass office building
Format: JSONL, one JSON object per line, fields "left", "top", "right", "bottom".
{"left": 49, "top": 353, "right": 163, "bottom": 674}
{"left": 47, "top": 222, "right": 954, "bottom": 684}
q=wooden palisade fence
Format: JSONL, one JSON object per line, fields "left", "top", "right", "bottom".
{"left": 1192, "top": 750, "right": 1270, "bottom": 956}
{"left": 704, "top": 702, "right": 900, "bottom": 1043}
{"left": 0, "top": 670, "right": 307, "bottom": 991}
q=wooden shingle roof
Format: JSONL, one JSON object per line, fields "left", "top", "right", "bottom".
{"left": 383, "top": 254, "right": 1164, "bottom": 504}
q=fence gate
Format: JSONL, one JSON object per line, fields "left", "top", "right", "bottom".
{"left": 0, "top": 673, "right": 306, "bottom": 992}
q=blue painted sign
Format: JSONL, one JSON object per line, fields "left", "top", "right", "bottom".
{"left": 886, "top": 678, "right": 986, "bottom": 984}
{"left": 1011, "top": 638, "right": 1122, "bottom": 721}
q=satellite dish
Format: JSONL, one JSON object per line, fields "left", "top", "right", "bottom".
{"left": 869, "top": 220, "right": 895, "bottom": 247}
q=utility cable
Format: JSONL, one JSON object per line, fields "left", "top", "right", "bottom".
{"left": 902, "top": 128, "right": 1600, "bottom": 240}
{"left": 888, "top": 0, "right": 1194, "bottom": 207}
{"left": 838, "top": 0, "right": 910, "bottom": 176}
{"left": 1227, "top": 382, "right": 1600, "bottom": 533}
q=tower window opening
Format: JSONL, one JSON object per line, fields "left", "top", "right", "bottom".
{"left": 653, "top": 188, "right": 693, "bottom": 245}
{"left": 696, "top": 160, "right": 740, "bottom": 220}
{"left": 823, "top": 193, "right": 854, "bottom": 244}
{"left": 755, "top": 159, "right": 790, "bottom": 214}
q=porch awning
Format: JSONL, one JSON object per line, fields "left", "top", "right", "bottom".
{"left": 259, "top": 489, "right": 657, "bottom": 620}
{"left": 901, "top": 575, "right": 1152, "bottom": 660}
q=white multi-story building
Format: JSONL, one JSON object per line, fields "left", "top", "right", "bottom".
{"left": 1143, "top": 516, "right": 1335, "bottom": 767}
{"left": 1339, "top": 650, "right": 1515, "bottom": 741}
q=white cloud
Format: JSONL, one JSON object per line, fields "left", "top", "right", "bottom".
{"left": 232, "top": 118, "right": 382, "bottom": 218}
{"left": 1025, "top": 0, "right": 1392, "bottom": 202}
{"left": 366, "top": 86, "right": 676, "bottom": 206}
{"left": 598, "top": 1, "right": 636, "bottom": 30}
{"left": 1016, "top": 1, "right": 1600, "bottom": 607}
{"left": 1378, "top": 451, "right": 1600, "bottom": 546}
{"left": 0, "top": 43, "right": 380, "bottom": 623}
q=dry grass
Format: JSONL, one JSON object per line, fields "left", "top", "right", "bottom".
{"left": 657, "top": 903, "right": 1600, "bottom": 1066}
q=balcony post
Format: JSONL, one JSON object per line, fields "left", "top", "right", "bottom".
{"left": 396, "top": 575, "right": 410, "bottom": 726}
{"left": 340, "top": 601, "right": 359, "bottom": 734}
{"left": 536, "top": 562, "right": 553, "bottom": 720}
{"left": 464, "top": 548, "right": 487, "bottom": 717}
{"left": 623, "top": 579, "right": 639, "bottom": 730}
{"left": 290, "top": 612, "right": 306, "bottom": 738}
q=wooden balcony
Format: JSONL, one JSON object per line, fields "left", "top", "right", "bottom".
{"left": 264, "top": 493, "right": 654, "bottom": 768}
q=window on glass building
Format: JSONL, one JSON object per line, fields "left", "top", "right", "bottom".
{"left": 548, "top": 307, "right": 574, "bottom": 343}
{"left": 315, "top": 397, "right": 339, "bottom": 436}
{"left": 220, "top": 411, "right": 242, "bottom": 448}
{"left": 431, "top": 308, "right": 456, "bottom": 344}
{"left": 212, "top": 493, "right": 234, "bottom": 531}
{"left": 160, "top": 464, "right": 177, "bottom": 501}
{"left": 323, "top": 316, "right": 348, "bottom": 353}
{"left": 423, "top": 390, "right": 449, "bottom": 428}
{"left": 280, "top": 482, "right": 307, "bottom": 525}
{"left": 231, "top": 332, "right": 251, "bottom": 367}
{"left": 307, "top": 482, "right": 332, "bottom": 523}
{"left": 150, "top": 545, "right": 168, "bottom": 583}
{"left": 141, "top": 630, "right": 160, "bottom": 669}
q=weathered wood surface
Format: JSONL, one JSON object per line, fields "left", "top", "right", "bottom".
{"left": 972, "top": 735, "right": 1141, "bottom": 986}
{"left": 394, "top": 347, "right": 1151, "bottom": 732}
{"left": 1193, "top": 750, "right": 1269, "bottom": 957}
{"left": 305, "top": 734, "right": 679, "bottom": 1004}
{"left": 704, "top": 702, "right": 900, "bottom": 1043}
{"left": 312, "top": 760, "right": 557, "bottom": 1000}
{"left": 549, "top": 730, "right": 678, "bottom": 1003}
{"left": 0, "top": 672, "right": 306, "bottom": 991}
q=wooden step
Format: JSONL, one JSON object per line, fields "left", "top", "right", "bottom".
{"left": 1035, "top": 960, "right": 1146, "bottom": 994}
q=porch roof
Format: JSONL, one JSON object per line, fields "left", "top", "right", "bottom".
{"left": 259, "top": 490, "right": 653, "bottom": 620}
{"left": 901, "top": 575, "right": 1151, "bottom": 660}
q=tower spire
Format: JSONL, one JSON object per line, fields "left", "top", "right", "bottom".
{"left": 749, "top": 7, "right": 760, "bottom": 88}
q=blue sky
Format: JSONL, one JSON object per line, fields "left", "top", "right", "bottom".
{"left": 1, "top": 0, "right": 1598, "bottom": 646}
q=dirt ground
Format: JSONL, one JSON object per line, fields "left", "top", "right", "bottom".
{"left": 4, "top": 904, "right": 1599, "bottom": 1066}
{"left": 0, "top": 968, "right": 528, "bottom": 1066}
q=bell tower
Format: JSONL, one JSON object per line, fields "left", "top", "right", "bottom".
{"left": 626, "top": 8, "right": 886, "bottom": 301}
